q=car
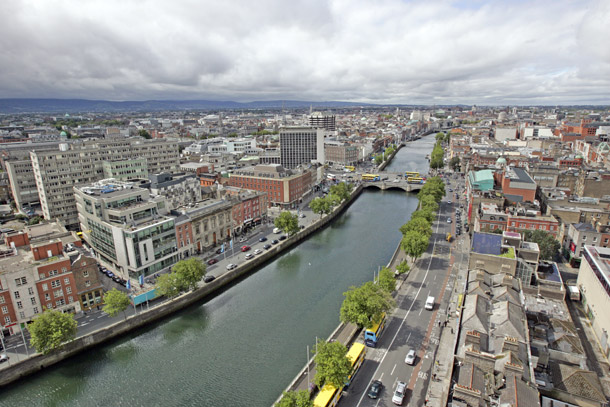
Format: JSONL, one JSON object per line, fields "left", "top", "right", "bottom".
{"left": 278, "top": 235, "right": 287, "bottom": 241}
{"left": 300, "top": 225, "right": 305, "bottom": 229}
{"left": 447, "top": 218, "right": 452, "bottom": 223}
{"left": 405, "top": 349, "right": 416, "bottom": 365}
{"left": 273, "top": 227, "right": 281, "bottom": 234}
{"left": 259, "top": 236, "right": 268, "bottom": 242}
{"left": 204, "top": 275, "right": 216, "bottom": 283}
{"left": 226, "top": 263, "right": 237, "bottom": 270}
{"left": 241, "top": 245, "right": 251, "bottom": 252}
{"left": 449, "top": 188, "right": 453, "bottom": 192}
{"left": 299, "top": 213, "right": 306, "bottom": 218}
{"left": 263, "top": 243, "right": 272, "bottom": 249}
{"left": 112, "top": 276, "right": 122, "bottom": 284}
{"left": 239, "top": 237, "right": 247, "bottom": 243}
{"left": 216, "top": 248, "right": 224, "bottom": 254}
{"left": 271, "top": 239, "right": 279, "bottom": 244}
{"left": 207, "top": 258, "right": 218, "bottom": 265}
{"left": 0, "top": 353, "right": 8, "bottom": 363}
{"left": 447, "top": 200, "right": 452, "bottom": 204}
{"left": 106, "top": 271, "right": 115, "bottom": 278}
{"left": 245, "top": 253, "right": 254, "bottom": 260}
{"left": 392, "top": 381, "right": 407, "bottom": 405}
{"left": 393, "top": 179, "right": 400, "bottom": 183}
{"left": 254, "top": 249, "right": 263, "bottom": 255}
{"left": 367, "top": 380, "right": 383, "bottom": 399}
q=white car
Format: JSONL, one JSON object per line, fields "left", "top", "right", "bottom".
{"left": 447, "top": 218, "right": 452, "bottom": 223}
{"left": 392, "top": 381, "right": 406, "bottom": 405}
{"left": 245, "top": 253, "right": 254, "bottom": 260}
{"left": 0, "top": 354, "right": 8, "bottom": 363}
{"left": 393, "top": 179, "right": 400, "bottom": 183}
{"left": 405, "top": 349, "right": 416, "bottom": 365}
{"left": 226, "top": 263, "right": 237, "bottom": 270}
{"left": 254, "top": 249, "right": 263, "bottom": 255}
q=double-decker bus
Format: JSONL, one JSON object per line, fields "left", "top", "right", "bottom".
{"left": 344, "top": 165, "right": 355, "bottom": 172}
{"left": 313, "top": 384, "right": 341, "bottom": 407}
{"left": 345, "top": 342, "right": 366, "bottom": 388}
{"left": 364, "top": 313, "right": 386, "bottom": 347}
{"left": 407, "top": 177, "right": 425, "bottom": 184}
{"left": 361, "top": 174, "right": 380, "bottom": 181}
{"left": 405, "top": 171, "right": 420, "bottom": 177}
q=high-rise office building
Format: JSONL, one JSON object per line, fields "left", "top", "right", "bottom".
{"left": 309, "top": 112, "right": 336, "bottom": 131}
{"left": 279, "top": 127, "right": 324, "bottom": 169}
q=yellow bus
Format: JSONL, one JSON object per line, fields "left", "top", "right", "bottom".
{"left": 405, "top": 171, "right": 420, "bottom": 177}
{"left": 407, "top": 177, "right": 425, "bottom": 184}
{"left": 344, "top": 165, "right": 355, "bottom": 172}
{"left": 345, "top": 342, "right": 366, "bottom": 387}
{"left": 313, "top": 384, "right": 341, "bottom": 407}
{"left": 364, "top": 312, "right": 386, "bottom": 347}
{"left": 361, "top": 174, "right": 380, "bottom": 181}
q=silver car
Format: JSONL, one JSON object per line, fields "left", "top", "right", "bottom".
{"left": 405, "top": 349, "right": 416, "bottom": 365}
{"left": 392, "top": 381, "right": 406, "bottom": 405}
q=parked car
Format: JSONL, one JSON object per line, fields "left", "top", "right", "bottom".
{"left": 447, "top": 200, "right": 452, "bottom": 204}
{"left": 278, "top": 235, "right": 287, "bottom": 241}
{"left": 367, "top": 380, "right": 383, "bottom": 399}
{"left": 392, "top": 381, "right": 407, "bottom": 405}
{"left": 226, "top": 263, "right": 237, "bottom": 270}
{"left": 245, "top": 253, "right": 254, "bottom": 260}
{"left": 271, "top": 239, "right": 279, "bottom": 245}
{"left": 216, "top": 248, "right": 223, "bottom": 254}
{"left": 0, "top": 354, "right": 8, "bottom": 363}
{"left": 239, "top": 237, "right": 247, "bottom": 243}
{"left": 207, "top": 258, "right": 218, "bottom": 265}
{"left": 299, "top": 213, "right": 306, "bottom": 218}
{"left": 263, "top": 244, "right": 272, "bottom": 249}
{"left": 241, "top": 245, "right": 251, "bottom": 252}
{"left": 273, "top": 227, "right": 281, "bottom": 234}
{"left": 254, "top": 249, "right": 263, "bottom": 255}
{"left": 447, "top": 218, "right": 452, "bottom": 223}
{"left": 405, "top": 349, "right": 416, "bottom": 365}
{"left": 259, "top": 236, "right": 268, "bottom": 242}
{"left": 203, "top": 275, "right": 215, "bottom": 283}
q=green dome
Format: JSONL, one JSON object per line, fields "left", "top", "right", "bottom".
{"left": 60, "top": 131, "right": 68, "bottom": 137}
{"left": 496, "top": 156, "right": 507, "bottom": 165}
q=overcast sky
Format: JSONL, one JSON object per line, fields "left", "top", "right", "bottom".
{"left": 1, "top": 0, "right": 609, "bottom": 105}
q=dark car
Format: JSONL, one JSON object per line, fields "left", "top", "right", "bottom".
{"left": 207, "top": 258, "right": 218, "bottom": 265}
{"left": 106, "top": 271, "right": 115, "bottom": 278}
{"left": 278, "top": 235, "right": 287, "bottom": 241}
{"left": 367, "top": 380, "right": 383, "bottom": 399}
{"left": 204, "top": 275, "right": 216, "bottom": 283}
{"left": 259, "top": 236, "right": 267, "bottom": 242}
{"left": 112, "top": 276, "right": 122, "bottom": 284}
{"left": 216, "top": 248, "right": 223, "bottom": 254}
{"left": 263, "top": 243, "right": 272, "bottom": 249}
{"left": 271, "top": 239, "right": 279, "bottom": 245}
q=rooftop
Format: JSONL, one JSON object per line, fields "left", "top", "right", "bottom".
{"left": 471, "top": 232, "right": 503, "bottom": 256}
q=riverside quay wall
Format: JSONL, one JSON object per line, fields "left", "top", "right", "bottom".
{"left": 0, "top": 185, "right": 364, "bottom": 387}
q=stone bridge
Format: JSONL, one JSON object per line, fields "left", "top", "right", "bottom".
{"left": 362, "top": 179, "right": 424, "bottom": 192}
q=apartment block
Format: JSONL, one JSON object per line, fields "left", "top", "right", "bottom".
{"left": 279, "top": 127, "right": 324, "bottom": 169}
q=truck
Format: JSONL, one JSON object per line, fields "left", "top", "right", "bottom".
{"left": 425, "top": 296, "right": 435, "bottom": 310}
{"left": 446, "top": 232, "right": 452, "bottom": 242}
{"left": 568, "top": 285, "right": 581, "bottom": 301}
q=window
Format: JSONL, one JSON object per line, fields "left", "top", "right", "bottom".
{"left": 61, "top": 267, "right": 67, "bottom": 273}
{"left": 51, "top": 280, "right": 61, "bottom": 288}
{"left": 16, "top": 301, "right": 22, "bottom": 309}
{"left": 14, "top": 291, "right": 20, "bottom": 299}
{"left": 33, "top": 307, "right": 39, "bottom": 314}
{"left": 49, "top": 270, "right": 58, "bottom": 276}
{"left": 42, "top": 283, "right": 48, "bottom": 291}
{"left": 0, "top": 296, "right": 4, "bottom": 304}
{"left": 1, "top": 306, "right": 7, "bottom": 314}
{"left": 64, "top": 278, "right": 70, "bottom": 284}
{"left": 30, "top": 297, "right": 36, "bottom": 305}
{"left": 511, "top": 222, "right": 516, "bottom": 226}
{"left": 14, "top": 277, "right": 27, "bottom": 286}
{"left": 45, "top": 293, "right": 50, "bottom": 301}
{"left": 583, "top": 236, "right": 587, "bottom": 241}
{"left": 83, "top": 270, "right": 89, "bottom": 277}
{"left": 19, "top": 311, "right": 25, "bottom": 319}
{"left": 56, "top": 299, "right": 65, "bottom": 306}
{"left": 28, "top": 287, "right": 34, "bottom": 295}
{"left": 4, "top": 316, "right": 10, "bottom": 324}
{"left": 66, "top": 287, "right": 72, "bottom": 294}
{"left": 54, "top": 289, "right": 63, "bottom": 298}
{"left": 68, "top": 296, "right": 73, "bottom": 303}
{"left": 85, "top": 280, "right": 91, "bottom": 287}
{"left": 47, "top": 303, "right": 52, "bottom": 309}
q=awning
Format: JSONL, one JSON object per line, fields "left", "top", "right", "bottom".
{"left": 253, "top": 217, "right": 261, "bottom": 222}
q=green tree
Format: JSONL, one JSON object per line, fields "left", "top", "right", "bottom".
{"left": 374, "top": 155, "right": 383, "bottom": 165}
{"left": 277, "top": 390, "right": 313, "bottom": 407}
{"left": 449, "top": 156, "right": 461, "bottom": 171}
{"left": 419, "top": 194, "right": 439, "bottom": 213}
{"left": 327, "top": 194, "right": 342, "bottom": 207}
{"left": 103, "top": 288, "right": 131, "bottom": 319}
{"left": 27, "top": 216, "right": 43, "bottom": 225}
{"left": 411, "top": 208, "right": 435, "bottom": 224}
{"left": 401, "top": 230, "right": 429, "bottom": 263}
{"left": 396, "top": 260, "right": 410, "bottom": 275}
{"left": 138, "top": 129, "right": 152, "bottom": 139}
{"left": 155, "top": 272, "right": 182, "bottom": 299}
{"left": 309, "top": 196, "right": 332, "bottom": 217}
{"left": 399, "top": 217, "right": 432, "bottom": 239}
{"left": 340, "top": 281, "right": 395, "bottom": 329}
{"left": 313, "top": 340, "right": 351, "bottom": 388}
{"left": 435, "top": 132, "right": 446, "bottom": 142}
{"left": 522, "top": 230, "right": 561, "bottom": 260}
{"left": 274, "top": 211, "right": 300, "bottom": 235}
{"left": 377, "top": 266, "right": 396, "bottom": 293}
{"left": 329, "top": 182, "right": 352, "bottom": 202}
{"left": 173, "top": 258, "right": 206, "bottom": 291}
{"left": 29, "top": 309, "right": 78, "bottom": 354}
{"left": 419, "top": 177, "right": 445, "bottom": 202}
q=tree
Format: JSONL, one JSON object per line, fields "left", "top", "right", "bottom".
{"left": 411, "top": 209, "right": 435, "bottom": 224}
{"left": 329, "top": 182, "right": 352, "bottom": 202}
{"left": 173, "top": 258, "right": 206, "bottom": 291}
{"left": 522, "top": 230, "right": 561, "bottom": 261}
{"left": 377, "top": 266, "right": 396, "bottom": 293}
{"left": 401, "top": 230, "right": 429, "bottom": 263}
{"left": 327, "top": 194, "right": 342, "bottom": 207}
{"left": 396, "top": 260, "right": 410, "bottom": 275}
{"left": 419, "top": 177, "right": 445, "bottom": 202}
{"left": 29, "top": 309, "right": 78, "bottom": 354}
{"left": 399, "top": 217, "right": 432, "bottom": 239}
{"left": 313, "top": 340, "right": 351, "bottom": 388}
{"left": 310, "top": 197, "right": 332, "bottom": 217}
{"left": 103, "top": 288, "right": 131, "bottom": 319}
{"left": 449, "top": 156, "right": 461, "bottom": 171}
{"left": 138, "top": 129, "right": 152, "bottom": 139}
{"left": 340, "top": 281, "right": 395, "bottom": 329}
{"left": 27, "top": 216, "right": 43, "bottom": 225}
{"left": 374, "top": 155, "right": 383, "bottom": 165}
{"left": 155, "top": 272, "right": 182, "bottom": 299}
{"left": 274, "top": 211, "right": 300, "bottom": 235}
{"left": 419, "top": 194, "right": 439, "bottom": 213}
{"left": 435, "top": 132, "right": 446, "bottom": 142}
{"left": 277, "top": 390, "right": 313, "bottom": 407}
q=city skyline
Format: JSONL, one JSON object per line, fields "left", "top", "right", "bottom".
{"left": 1, "top": 0, "right": 609, "bottom": 105}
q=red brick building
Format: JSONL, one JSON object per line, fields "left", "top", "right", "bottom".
{"left": 506, "top": 213, "right": 560, "bottom": 238}
{"left": 496, "top": 167, "right": 537, "bottom": 203}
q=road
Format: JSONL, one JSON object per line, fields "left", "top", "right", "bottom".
{"left": 337, "top": 173, "right": 465, "bottom": 406}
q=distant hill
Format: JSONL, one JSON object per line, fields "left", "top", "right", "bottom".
{"left": 0, "top": 98, "right": 380, "bottom": 114}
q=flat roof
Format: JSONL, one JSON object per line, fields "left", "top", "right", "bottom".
{"left": 471, "top": 232, "right": 503, "bottom": 256}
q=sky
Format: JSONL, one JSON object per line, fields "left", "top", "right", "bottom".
{"left": 0, "top": 0, "right": 609, "bottom": 105}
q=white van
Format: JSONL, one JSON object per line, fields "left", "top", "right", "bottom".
{"left": 273, "top": 227, "right": 281, "bottom": 234}
{"left": 425, "top": 296, "right": 435, "bottom": 310}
